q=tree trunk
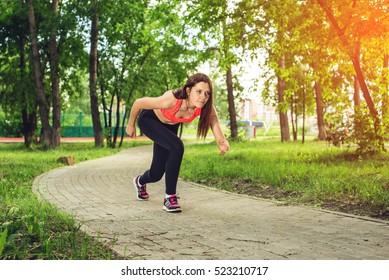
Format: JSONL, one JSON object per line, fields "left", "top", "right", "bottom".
{"left": 314, "top": 81, "right": 327, "bottom": 140}
{"left": 290, "top": 97, "right": 297, "bottom": 141}
{"left": 226, "top": 67, "right": 238, "bottom": 140}
{"left": 383, "top": 54, "right": 388, "bottom": 138}
{"left": 353, "top": 76, "right": 361, "bottom": 107}
{"left": 27, "top": 0, "right": 52, "bottom": 149}
{"left": 353, "top": 37, "right": 362, "bottom": 140}
{"left": 353, "top": 38, "right": 361, "bottom": 109}
{"left": 112, "top": 92, "right": 121, "bottom": 148}
{"left": 119, "top": 108, "right": 130, "bottom": 148}
{"left": 18, "top": 34, "right": 37, "bottom": 147}
{"left": 22, "top": 109, "right": 37, "bottom": 148}
{"left": 89, "top": 0, "right": 104, "bottom": 147}
{"left": 302, "top": 77, "right": 307, "bottom": 144}
{"left": 277, "top": 55, "right": 290, "bottom": 142}
{"left": 107, "top": 94, "right": 115, "bottom": 146}
{"left": 351, "top": 54, "right": 381, "bottom": 134}
{"left": 353, "top": 39, "right": 361, "bottom": 108}
{"left": 49, "top": 0, "right": 61, "bottom": 148}
{"left": 290, "top": 110, "right": 296, "bottom": 141}
{"left": 99, "top": 67, "right": 112, "bottom": 147}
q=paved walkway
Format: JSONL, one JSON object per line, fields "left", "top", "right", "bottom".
{"left": 32, "top": 145, "right": 389, "bottom": 260}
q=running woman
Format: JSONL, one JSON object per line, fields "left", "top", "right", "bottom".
{"left": 125, "top": 73, "right": 229, "bottom": 213}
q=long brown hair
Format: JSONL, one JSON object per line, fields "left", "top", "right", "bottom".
{"left": 173, "top": 73, "right": 213, "bottom": 139}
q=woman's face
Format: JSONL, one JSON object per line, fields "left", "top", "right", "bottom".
{"left": 187, "top": 82, "right": 210, "bottom": 108}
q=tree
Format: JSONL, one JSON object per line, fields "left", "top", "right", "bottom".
{"left": 222, "top": 4, "right": 239, "bottom": 140}
{"left": 89, "top": 0, "right": 104, "bottom": 147}
{"left": 2, "top": 0, "right": 85, "bottom": 148}
{"left": 316, "top": 0, "right": 387, "bottom": 152}
{"left": 184, "top": 0, "right": 244, "bottom": 140}
{"left": 259, "top": 0, "right": 303, "bottom": 142}
{"left": 314, "top": 80, "right": 327, "bottom": 140}
{"left": 383, "top": 53, "right": 389, "bottom": 137}
{"left": 97, "top": 0, "right": 151, "bottom": 148}
{"left": 95, "top": 0, "right": 198, "bottom": 148}
{"left": 26, "top": 0, "right": 52, "bottom": 149}
{"left": 277, "top": 55, "right": 290, "bottom": 142}
{"left": 0, "top": 0, "right": 38, "bottom": 147}
{"left": 239, "top": 0, "right": 322, "bottom": 143}
{"left": 49, "top": 0, "right": 61, "bottom": 148}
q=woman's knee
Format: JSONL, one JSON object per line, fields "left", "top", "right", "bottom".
{"left": 171, "top": 138, "right": 184, "bottom": 156}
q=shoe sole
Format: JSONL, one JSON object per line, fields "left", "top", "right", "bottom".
{"left": 133, "top": 177, "right": 148, "bottom": 201}
{"left": 163, "top": 206, "right": 182, "bottom": 212}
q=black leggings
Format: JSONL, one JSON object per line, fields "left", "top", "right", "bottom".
{"left": 137, "top": 109, "right": 184, "bottom": 195}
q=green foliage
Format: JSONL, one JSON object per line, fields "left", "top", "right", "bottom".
{"left": 1, "top": 0, "right": 388, "bottom": 152}
{"left": 326, "top": 104, "right": 386, "bottom": 156}
{"left": 352, "top": 106, "right": 386, "bottom": 156}
{"left": 0, "top": 110, "right": 23, "bottom": 137}
{"left": 0, "top": 228, "right": 7, "bottom": 256}
{"left": 0, "top": 0, "right": 36, "bottom": 137}
{"left": 93, "top": 0, "right": 201, "bottom": 147}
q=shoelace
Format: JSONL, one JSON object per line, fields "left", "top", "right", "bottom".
{"left": 168, "top": 195, "right": 180, "bottom": 206}
{"left": 139, "top": 185, "right": 147, "bottom": 195}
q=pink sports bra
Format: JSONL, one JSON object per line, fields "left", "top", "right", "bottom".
{"left": 160, "top": 99, "right": 201, "bottom": 123}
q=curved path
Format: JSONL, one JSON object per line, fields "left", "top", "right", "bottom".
{"left": 32, "top": 145, "right": 389, "bottom": 260}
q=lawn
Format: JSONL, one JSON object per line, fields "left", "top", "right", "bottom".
{"left": 1, "top": 137, "right": 388, "bottom": 259}
{"left": 181, "top": 138, "right": 389, "bottom": 220}
{"left": 0, "top": 140, "right": 149, "bottom": 259}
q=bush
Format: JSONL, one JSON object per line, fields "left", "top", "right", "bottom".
{"left": 0, "top": 110, "right": 23, "bottom": 137}
{"left": 352, "top": 107, "right": 386, "bottom": 156}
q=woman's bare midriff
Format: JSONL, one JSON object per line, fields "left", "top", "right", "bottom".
{"left": 153, "top": 109, "right": 178, "bottom": 125}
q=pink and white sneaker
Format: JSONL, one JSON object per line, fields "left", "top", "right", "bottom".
{"left": 133, "top": 176, "right": 149, "bottom": 201}
{"left": 163, "top": 194, "right": 182, "bottom": 212}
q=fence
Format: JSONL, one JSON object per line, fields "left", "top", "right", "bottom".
{"left": 1, "top": 111, "right": 271, "bottom": 138}
{"left": 61, "top": 126, "right": 127, "bottom": 137}
{"left": 61, "top": 112, "right": 127, "bottom": 137}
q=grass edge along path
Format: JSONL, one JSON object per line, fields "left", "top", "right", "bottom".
{"left": 1, "top": 138, "right": 388, "bottom": 259}
{"left": 0, "top": 140, "right": 150, "bottom": 260}
{"left": 181, "top": 138, "right": 389, "bottom": 221}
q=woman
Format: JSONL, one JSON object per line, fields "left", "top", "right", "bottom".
{"left": 126, "top": 73, "right": 229, "bottom": 212}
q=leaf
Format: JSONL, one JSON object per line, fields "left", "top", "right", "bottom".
{"left": 0, "top": 228, "right": 8, "bottom": 256}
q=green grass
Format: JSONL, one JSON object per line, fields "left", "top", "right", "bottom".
{"left": 181, "top": 138, "right": 389, "bottom": 219}
{"left": 1, "top": 137, "right": 388, "bottom": 259}
{"left": 0, "top": 140, "right": 150, "bottom": 259}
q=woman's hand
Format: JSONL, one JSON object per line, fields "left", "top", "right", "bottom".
{"left": 217, "top": 139, "right": 230, "bottom": 155}
{"left": 126, "top": 124, "right": 137, "bottom": 138}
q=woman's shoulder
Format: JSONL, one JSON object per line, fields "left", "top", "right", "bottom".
{"left": 158, "top": 90, "right": 178, "bottom": 109}
{"left": 161, "top": 90, "right": 175, "bottom": 97}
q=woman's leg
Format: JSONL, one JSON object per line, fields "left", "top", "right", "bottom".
{"left": 137, "top": 110, "right": 183, "bottom": 195}
{"left": 139, "top": 143, "right": 168, "bottom": 185}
